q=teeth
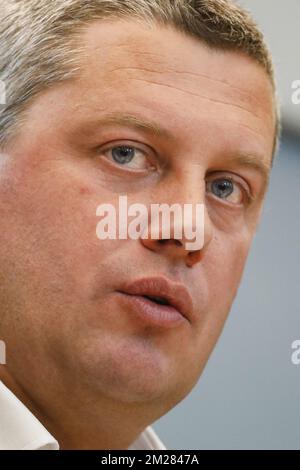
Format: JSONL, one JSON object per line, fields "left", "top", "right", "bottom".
{"left": 145, "top": 295, "right": 170, "bottom": 305}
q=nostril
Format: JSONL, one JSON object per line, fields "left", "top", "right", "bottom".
{"left": 158, "top": 239, "right": 182, "bottom": 246}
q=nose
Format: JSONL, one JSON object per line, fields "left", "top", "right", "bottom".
{"left": 140, "top": 177, "right": 213, "bottom": 268}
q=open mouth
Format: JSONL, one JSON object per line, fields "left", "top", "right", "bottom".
{"left": 117, "top": 276, "right": 192, "bottom": 324}
{"left": 142, "top": 295, "right": 170, "bottom": 306}
{"left": 116, "top": 290, "right": 185, "bottom": 328}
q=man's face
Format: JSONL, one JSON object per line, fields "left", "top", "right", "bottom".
{"left": 0, "top": 20, "right": 275, "bottom": 413}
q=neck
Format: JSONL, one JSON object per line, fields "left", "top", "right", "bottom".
{"left": 0, "top": 365, "right": 159, "bottom": 449}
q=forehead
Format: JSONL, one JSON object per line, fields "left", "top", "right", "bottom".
{"left": 74, "top": 20, "right": 275, "bottom": 159}
{"left": 79, "top": 21, "right": 274, "bottom": 103}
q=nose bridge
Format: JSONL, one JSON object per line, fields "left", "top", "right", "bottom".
{"left": 155, "top": 164, "right": 206, "bottom": 206}
{"left": 165, "top": 172, "right": 211, "bottom": 244}
{"left": 140, "top": 169, "right": 214, "bottom": 266}
{"left": 175, "top": 168, "right": 206, "bottom": 208}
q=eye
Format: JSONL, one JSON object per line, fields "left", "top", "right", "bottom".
{"left": 102, "top": 144, "right": 154, "bottom": 171}
{"left": 206, "top": 176, "right": 248, "bottom": 205}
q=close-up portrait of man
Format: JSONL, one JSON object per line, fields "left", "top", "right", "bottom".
{"left": 0, "top": 0, "right": 283, "bottom": 451}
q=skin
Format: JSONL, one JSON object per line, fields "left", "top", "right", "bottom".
{"left": 0, "top": 20, "right": 276, "bottom": 449}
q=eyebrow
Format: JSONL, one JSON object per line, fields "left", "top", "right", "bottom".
{"left": 94, "top": 112, "right": 271, "bottom": 188}
{"left": 95, "top": 112, "right": 174, "bottom": 139}
{"left": 225, "top": 153, "right": 271, "bottom": 190}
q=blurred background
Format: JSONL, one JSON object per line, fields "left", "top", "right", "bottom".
{"left": 154, "top": 0, "right": 300, "bottom": 450}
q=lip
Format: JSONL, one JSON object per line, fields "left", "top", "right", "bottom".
{"left": 117, "top": 276, "right": 193, "bottom": 325}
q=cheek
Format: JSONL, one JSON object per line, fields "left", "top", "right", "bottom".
{"left": 210, "top": 226, "right": 252, "bottom": 280}
{"left": 198, "top": 230, "right": 252, "bottom": 330}
{"left": 0, "top": 157, "right": 116, "bottom": 292}
{"left": 215, "top": 240, "right": 249, "bottom": 294}
{"left": 182, "top": 233, "right": 253, "bottom": 383}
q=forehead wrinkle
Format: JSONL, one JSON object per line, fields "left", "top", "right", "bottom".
{"left": 124, "top": 76, "right": 262, "bottom": 120}
{"left": 108, "top": 64, "right": 264, "bottom": 109}
{"left": 221, "top": 116, "right": 274, "bottom": 141}
{"left": 103, "top": 64, "right": 269, "bottom": 122}
{"left": 81, "top": 28, "right": 275, "bottom": 128}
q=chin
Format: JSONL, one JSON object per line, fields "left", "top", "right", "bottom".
{"left": 75, "top": 334, "right": 185, "bottom": 405}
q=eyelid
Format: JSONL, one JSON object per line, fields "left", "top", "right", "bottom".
{"left": 206, "top": 171, "right": 254, "bottom": 203}
{"left": 97, "top": 139, "right": 156, "bottom": 161}
{"left": 96, "top": 139, "right": 158, "bottom": 175}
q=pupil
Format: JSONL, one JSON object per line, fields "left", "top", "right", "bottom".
{"left": 212, "top": 180, "right": 233, "bottom": 199}
{"left": 112, "top": 146, "right": 134, "bottom": 164}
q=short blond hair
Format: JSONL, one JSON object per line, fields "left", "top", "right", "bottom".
{"left": 0, "top": 0, "right": 279, "bottom": 152}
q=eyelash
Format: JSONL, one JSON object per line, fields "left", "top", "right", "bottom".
{"left": 98, "top": 142, "right": 253, "bottom": 204}
{"left": 206, "top": 174, "right": 253, "bottom": 206}
{"left": 100, "top": 141, "right": 156, "bottom": 171}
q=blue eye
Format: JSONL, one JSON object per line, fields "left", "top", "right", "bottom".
{"left": 206, "top": 177, "right": 245, "bottom": 205}
{"left": 103, "top": 144, "right": 152, "bottom": 170}
{"left": 211, "top": 179, "right": 234, "bottom": 199}
{"left": 111, "top": 146, "right": 135, "bottom": 164}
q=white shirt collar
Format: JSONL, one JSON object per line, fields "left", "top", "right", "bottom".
{"left": 0, "top": 380, "right": 59, "bottom": 450}
{"left": 0, "top": 380, "right": 166, "bottom": 450}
